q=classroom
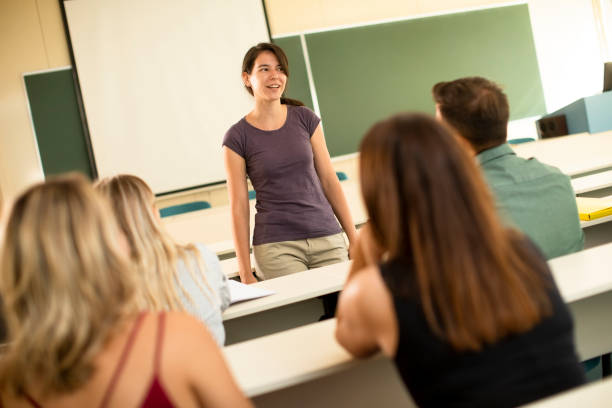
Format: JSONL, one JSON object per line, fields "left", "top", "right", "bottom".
{"left": 1, "top": 0, "right": 612, "bottom": 407}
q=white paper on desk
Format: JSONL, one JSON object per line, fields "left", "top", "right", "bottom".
{"left": 228, "top": 280, "right": 275, "bottom": 304}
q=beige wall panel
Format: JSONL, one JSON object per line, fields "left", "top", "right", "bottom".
{"left": 418, "top": 0, "right": 511, "bottom": 14}
{"left": 36, "top": 0, "right": 70, "bottom": 67}
{"left": 318, "top": 0, "right": 419, "bottom": 32}
{"left": 264, "top": 0, "right": 325, "bottom": 35}
{"left": 266, "top": 0, "right": 512, "bottom": 36}
{"left": 0, "top": 0, "right": 47, "bottom": 199}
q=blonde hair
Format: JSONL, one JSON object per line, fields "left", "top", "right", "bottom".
{"left": 95, "top": 175, "right": 216, "bottom": 312}
{"left": 0, "top": 174, "right": 136, "bottom": 396}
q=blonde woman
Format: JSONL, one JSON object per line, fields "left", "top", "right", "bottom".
{"left": 0, "top": 175, "right": 251, "bottom": 407}
{"left": 95, "top": 175, "right": 230, "bottom": 345}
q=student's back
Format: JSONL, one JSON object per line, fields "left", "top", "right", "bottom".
{"left": 478, "top": 143, "right": 583, "bottom": 259}
{"left": 380, "top": 244, "right": 583, "bottom": 408}
{"left": 3, "top": 312, "right": 246, "bottom": 408}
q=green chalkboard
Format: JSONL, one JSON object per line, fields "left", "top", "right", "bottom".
{"left": 24, "top": 68, "right": 94, "bottom": 179}
{"left": 276, "top": 4, "right": 546, "bottom": 157}
{"left": 273, "top": 36, "right": 314, "bottom": 110}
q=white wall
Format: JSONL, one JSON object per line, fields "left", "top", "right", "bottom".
{"left": 529, "top": 0, "right": 602, "bottom": 112}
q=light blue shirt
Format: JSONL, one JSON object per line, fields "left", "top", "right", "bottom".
{"left": 477, "top": 143, "right": 584, "bottom": 259}
{"left": 176, "top": 243, "right": 230, "bottom": 345}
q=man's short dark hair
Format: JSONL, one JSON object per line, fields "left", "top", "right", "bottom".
{"left": 432, "top": 77, "right": 509, "bottom": 152}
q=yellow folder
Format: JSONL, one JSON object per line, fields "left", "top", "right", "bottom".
{"left": 575, "top": 197, "right": 612, "bottom": 221}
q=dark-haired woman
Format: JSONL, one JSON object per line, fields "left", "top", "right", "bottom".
{"left": 336, "top": 113, "right": 585, "bottom": 407}
{"left": 223, "top": 43, "right": 357, "bottom": 283}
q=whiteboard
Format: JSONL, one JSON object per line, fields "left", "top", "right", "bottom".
{"left": 64, "top": 0, "right": 269, "bottom": 193}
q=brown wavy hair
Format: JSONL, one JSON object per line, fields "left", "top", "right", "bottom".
{"left": 432, "top": 76, "right": 509, "bottom": 152}
{"left": 359, "top": 113, "right": 551, "bottom": 351}
{"left": 242, "top": 42, "right": 303, "bottom": 106}
{"left": 0, "top": 174, "right": 136, "bottom": 396}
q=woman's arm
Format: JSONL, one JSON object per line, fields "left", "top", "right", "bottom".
{"left": 167, "top": 313, "right": 254, "bottom": 408}
{"left": 335, "top": 266, "right": 398, "bottom": 358}
{"left": 347, "top": 223, "right": 385, "bottom": 281}
{"left": 223, "top": 147, "right": 256, "bottom": 284}
{"left": 311, "top": 124, "right": 358, "bottom": 250}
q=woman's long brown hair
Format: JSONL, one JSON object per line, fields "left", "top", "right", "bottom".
{"left": 359, "top": 113, "right": 551, "bottom": 351}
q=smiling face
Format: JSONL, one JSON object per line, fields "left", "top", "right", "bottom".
{"left": 242, "top": 50, "right": 287, "bottom": 102}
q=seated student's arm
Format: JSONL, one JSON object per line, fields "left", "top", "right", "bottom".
{"left": 311, "top": 124, "right": 358, "bottom": 251}
{"left": 166, "top": 312, "right": 253, "bottom": 408}
{"left": 347, "top": 223, "right": 385, "bottom": 281}
{"left": 224, "top": 147, "right": 256, "bottom": 284}
{"left": 335, "top": 266, "right": 398, "bottom": 358}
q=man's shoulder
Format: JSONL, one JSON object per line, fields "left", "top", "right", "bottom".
{"left": 483, "top": 152, "right": 569, "bottom": 186}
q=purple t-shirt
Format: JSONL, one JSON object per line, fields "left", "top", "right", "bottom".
{"left": 223, "top": 105, "right": 341, "bottom": 245}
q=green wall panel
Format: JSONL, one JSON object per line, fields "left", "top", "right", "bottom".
{"left": 24, "top": 68, "right": 93, "bottom": 179}
{"left": 303, "top": 4, "right": 546, "bottom": 156}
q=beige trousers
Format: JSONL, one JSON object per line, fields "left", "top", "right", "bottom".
{"left": 253, "top": 233, "right": 348, "bottom": 280}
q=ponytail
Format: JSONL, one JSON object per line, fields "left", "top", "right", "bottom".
{"left": 280, "top": 97, "right": 304, "bottom": 107}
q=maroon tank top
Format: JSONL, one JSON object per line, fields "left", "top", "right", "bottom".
{"left": 24, "top": 312, "right": 175, "bottom": 408}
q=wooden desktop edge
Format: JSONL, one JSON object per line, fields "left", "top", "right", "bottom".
{"left": 222, "top": 260, "right": 350, "bottom": 321}
{"left": 223, "top": 318, "right": 383, "bottom": 397}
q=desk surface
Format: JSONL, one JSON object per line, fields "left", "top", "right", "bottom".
{"left": 523, "top": 376, "right": 612, "bottom": 407}
{"left": 223, "top": 260, "right": 350, "bottom": 321}
{"left": 223, "top": 318, "right": 364, "bottom": 397}
{"left": 571, "top": 169, "right": 612, "bottom": 194}
{"left": 224, "top": 242, "right": 612, "bottom": 397}
{"left": 549, "top": 241, "right": 612, "bottom": 303}
{"left": 512, "top": 131, "right": 612, "bottom": 177}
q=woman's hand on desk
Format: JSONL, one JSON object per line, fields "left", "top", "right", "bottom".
{"left": 241, "top": 272, "right": 257, "bottom": 285}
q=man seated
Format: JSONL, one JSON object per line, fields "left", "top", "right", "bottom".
{"left": 432, "top": 76, "right": 583, "bottom": 259}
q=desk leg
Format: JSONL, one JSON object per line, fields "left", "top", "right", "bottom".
{"left": 570, "top": 291, "right": 612, "bottom": 361}
{"left": 225, "top": 298, "right": 324, "bottom": 345}
{"left": 603, "top": 353, "right": 611, "bottom": 377}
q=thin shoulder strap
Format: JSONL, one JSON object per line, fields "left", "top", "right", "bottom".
{"left": 153, "top": 312, "right": 166, "bottom": 374}
{"left": 99, "top": 312, "right": 147, "bottom": 408}
{"left": 25, "top": 394, "right": 42, "bottom": 408}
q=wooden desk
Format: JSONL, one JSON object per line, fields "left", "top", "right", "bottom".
{"left": 523, "top": 376, "right": 612, "bottom": 407}
{"left": 223, "top": 242, "right": 612, "bottom": 405}
{"left": 223, "top": 319, "right": 415, "bottom": 407}
{"left": 512, "top": 131, "right": 612, "bottom": 177}
{"left": 223, "top": 260, "right": 349, "bottom": 321}
{"left": 571, "top": 169, "right": 612, "bottom": 194}
{"left": 549, "top": 242, "right": 612, "bottom": 360}
{"left": 223, "top": 260, "right": 349, "bottom": 344}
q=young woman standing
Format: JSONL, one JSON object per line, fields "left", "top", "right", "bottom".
{"left": 223, "top": 43, "right": 357, "bottom": 283}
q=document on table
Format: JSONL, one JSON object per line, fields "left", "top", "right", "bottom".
{"left": 576, "top": 196, "right": 612, "bottom": 220}
{"left": 228, "top": 280, "right": 275, "bottom": 304}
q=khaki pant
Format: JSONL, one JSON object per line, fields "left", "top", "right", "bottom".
{"left": 253, "top": 233, "right": 348, "bottom": 280}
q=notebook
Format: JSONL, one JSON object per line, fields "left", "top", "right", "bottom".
{"left": 575, "top": 196, "right": 612, "bottom": 221}
{"left": 228, "top": 280, "right": 275, "bottom": 304}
